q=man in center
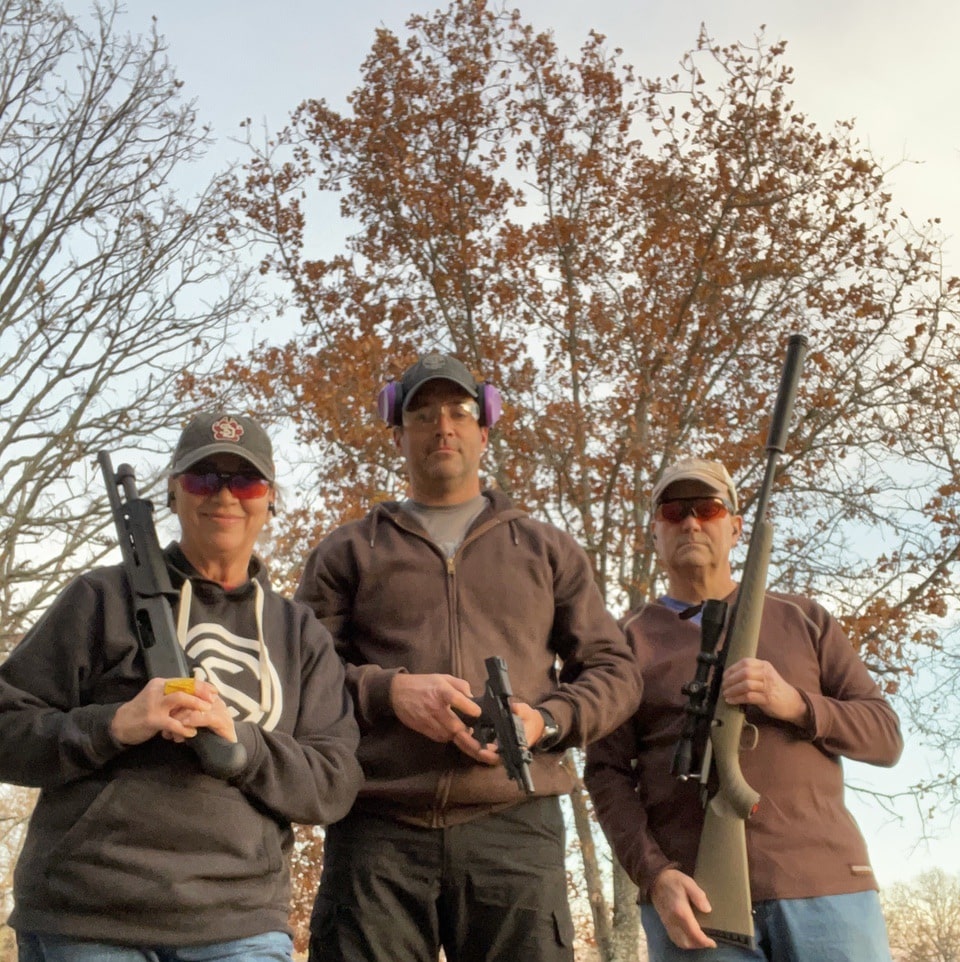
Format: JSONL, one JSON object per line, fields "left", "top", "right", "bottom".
{"left": 295, "top": 352, "right": 642, "bottom": 962}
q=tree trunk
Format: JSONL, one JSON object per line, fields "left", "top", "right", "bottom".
{"left": 565, "top": 753, "right": 613, "bottom": 958}
{"left": 612, "top": 861, "right": 642, "bottom": 961}
{"left": 564, "top": 753, "right": 640, "bottom": 961}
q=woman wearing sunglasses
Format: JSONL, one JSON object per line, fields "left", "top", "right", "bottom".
{"left": 0, "top": 412, "right": 362, "bottom": 962}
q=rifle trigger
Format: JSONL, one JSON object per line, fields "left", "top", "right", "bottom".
{"left": 741, "top": 722, "right": 759, "bottom": 752}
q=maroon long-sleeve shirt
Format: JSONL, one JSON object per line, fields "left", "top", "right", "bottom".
{"left": 584, "top": 590, "right": 903, "bottom": 903}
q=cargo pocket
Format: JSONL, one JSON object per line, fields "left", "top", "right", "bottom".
{"left": 552, "top": 906, "right": 575, "bottom": 948}
{"left": 309, "top": 894, "right": 365, "bottom": 962}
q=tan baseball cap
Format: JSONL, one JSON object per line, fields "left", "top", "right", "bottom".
{"left": 651, "top": 457, "right": 738, "bottom": 513}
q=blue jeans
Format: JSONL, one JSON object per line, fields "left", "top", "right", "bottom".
{"left": 641, "top": 891, "right": 892, "bottom": 962}
{"left": 16, "top": 931, "right": 293, "bottom": 962}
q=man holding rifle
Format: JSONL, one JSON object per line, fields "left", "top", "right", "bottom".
{"left": 584, "top": 457, "right": 902, "bottom": 962}
{"left": 0, "top": 413, "right": 362, "bottom": 960}
{"left": 295, "top": 352, "right": 641, "bottom": 962}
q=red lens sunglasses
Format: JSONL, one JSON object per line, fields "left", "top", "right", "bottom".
{"left": 656, "top": 497, "right": 731, "bottom": 524}
{"left": 177, "top": 471, "right": 271, "bottom": 500}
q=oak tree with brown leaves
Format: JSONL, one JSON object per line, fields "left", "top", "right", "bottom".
{"left": 212, "top": 2, "right": 960, "bottom": 957}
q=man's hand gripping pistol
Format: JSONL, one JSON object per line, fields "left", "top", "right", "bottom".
{"left": 460, "top": 656, "right": 536, "bottom": 794}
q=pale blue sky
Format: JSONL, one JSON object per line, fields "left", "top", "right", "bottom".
{"left": 118, "top": 0, "right": 960, "bottom": 887}
{"left": 131, "top": 0, "right": 960, "bottom": 260}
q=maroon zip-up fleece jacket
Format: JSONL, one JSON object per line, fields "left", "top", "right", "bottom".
{"left": 295, "top": 490, "right": 642, "bottom": 827}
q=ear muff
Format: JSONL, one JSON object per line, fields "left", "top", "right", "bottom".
{"left": 377, "top": 378, "right": 503, "bottom": 427}
{"left": 377, "top": 379, "right": 404, "bottom": 427}
{"left": 476, "top": 382, "right": 502, "bottom": 428}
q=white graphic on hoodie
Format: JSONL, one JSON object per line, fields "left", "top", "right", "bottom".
{"left": 175, "top": 579, "right": 283, "bottom": 730}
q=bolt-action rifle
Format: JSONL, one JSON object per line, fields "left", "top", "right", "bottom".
{"left": 459, "top": 656, "right": 535, "bottom": 794}
{"left": 98, "top": 451, "right": 248, "bottom": 780}
{"left": 671, "top": 334, "right": 808, "bottom": 948}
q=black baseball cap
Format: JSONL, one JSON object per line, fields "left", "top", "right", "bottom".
{"left": 400, "top": 353, "right": 478, "bottom": 409}
{"left": 170, "top": 413, "right": 275, "bottom": 481}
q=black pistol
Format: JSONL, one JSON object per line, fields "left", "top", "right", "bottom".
{"left": 462, "top": 656, "right": 535, "bottom": 794}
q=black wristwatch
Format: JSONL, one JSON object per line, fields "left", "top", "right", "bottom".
{"left": 535, "top": 707, "right": 562, "bottom": 752}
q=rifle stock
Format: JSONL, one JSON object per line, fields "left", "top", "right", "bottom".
{"left": 700, "top": 520, "right": 771, "bottom": 821}
{"left": 99, "top": 452, "right": 248, "bottom": 780}
{"left": 694, "top": 808, "right": 753, "bottom": 948}
{"left": 692, "top": 521, "right": 770, "bottom": 945}
{"left": 681, "top": 334, "right": 808, "bottom": 948}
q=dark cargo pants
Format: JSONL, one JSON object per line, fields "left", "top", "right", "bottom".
{"left": 308, "top": 796, "right": 575, "bottom": 962}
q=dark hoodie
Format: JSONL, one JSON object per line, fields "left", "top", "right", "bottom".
{"left": 0, "top": 544, "right": 362, "bottom": 945}
{"left": 295, "top": 490, "right": 642, "bottom": 827}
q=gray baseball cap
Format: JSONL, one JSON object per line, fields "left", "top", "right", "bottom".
{"left": 400, "top": 353, "right": 478, "bottom": 409}
{"left": 170, "top": 413, "right": 275, "bottom": 481}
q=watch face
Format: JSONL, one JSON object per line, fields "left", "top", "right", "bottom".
{"left": 537, "top": 709, "right": 560, "bottom": 749}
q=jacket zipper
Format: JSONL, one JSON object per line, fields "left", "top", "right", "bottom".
{"left": 384, "top": 509, "right": 522, "bottom": 826}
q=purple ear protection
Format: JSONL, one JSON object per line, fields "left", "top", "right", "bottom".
{"left": 377, "top": 379, "right": 502, "bottom": 427}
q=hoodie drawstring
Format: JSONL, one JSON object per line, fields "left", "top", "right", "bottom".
{"left": 252, "top": 579, "right": 270, "bottom": 712}
{"left": 176, "top": 578, "right": 271, "bottom": 711}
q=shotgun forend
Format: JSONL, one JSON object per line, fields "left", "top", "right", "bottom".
{"left": 98, "top": 451, "right": 248, "bottom": 781}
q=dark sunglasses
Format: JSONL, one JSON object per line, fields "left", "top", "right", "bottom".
{"left": 177, "top": 471, "right": 271, "bottom": 500}
{"left": 656, "top": 497, "right": 731, "bottom": 524}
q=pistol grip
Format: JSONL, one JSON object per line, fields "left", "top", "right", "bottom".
{"left": 191, "top": 730, "right": 248, "bottom": 780}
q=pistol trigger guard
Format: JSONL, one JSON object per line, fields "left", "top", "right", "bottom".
{"left": 475, "top": 722, "right": 496, "bottom": 747}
